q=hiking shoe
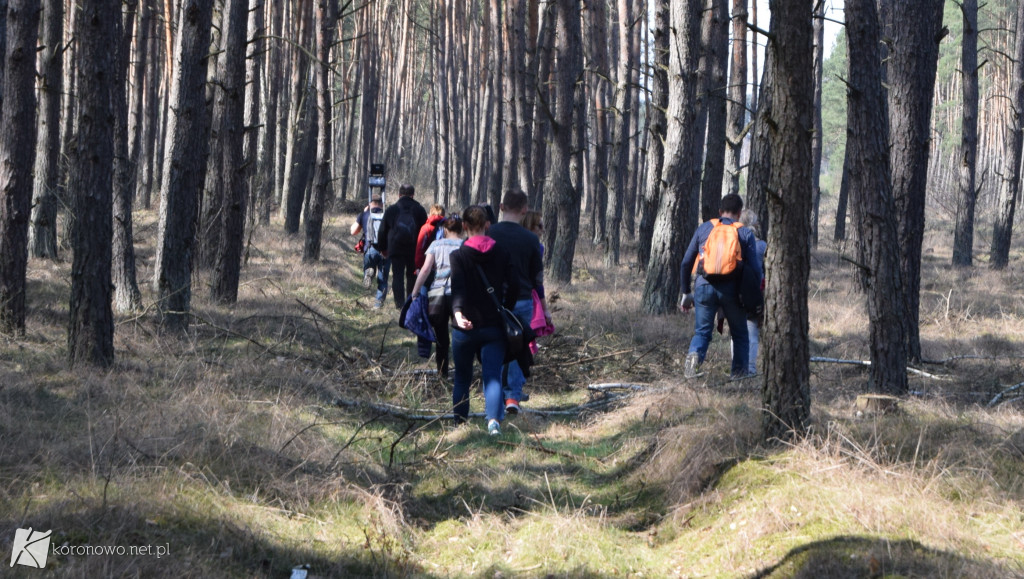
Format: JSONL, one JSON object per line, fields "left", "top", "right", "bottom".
{"left": 488, "top": 419, "right": 501, "bottom": 436}
{"left": 372, "top": 299, "right": 383, "bottom": 310}
{"left": 363, "top": 269, "right": 374, "bottom": 288}
{"left": 684, "top": 352, "right": 700, "bottom": 378}
{"left": 520, "top": 392, "right": 530, "bottom": 402}
{"left": 730, "top": 371, "right": 754, "bottom": 381}
{"left": 505, "top": 399, "right": 520, "bottom": 415}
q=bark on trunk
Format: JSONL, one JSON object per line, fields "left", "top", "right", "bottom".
{"left": 810, "top": 0, "right": 824, "bottom": 247}
{"left": 700, "top": 0, "right": 728, "bottom": 223}
{"left": 990, "top": 0, "right": 1024, "bottom": 269}
{"left": 761, "top": 1, "right": 813, "bottom": 441}
{"left": 68, "top": 0, "right": 115, "bottom": 366}
{"left": 0, "top": 0, "right": 40, "bottom": 334}
{"left": 29, "top": 0, "right": 62, "bottom": 260}
{"left": 952, "top": 0, "right": 978, "bottom": 268}
{"left": 154, "top": 0, "right": 214, "bottom": 331}
{"left": 745, "top": 48, "right": 774, "bottom": 238}
{"left": 722, "top": 0, "right": 746, "bottom": 198}
{"left": 606, "top": 0, "right": 633, "bottom": 267}
{"left": 302, "top": 0, "right": 337, "bottom": 263}
{"left": 846, "top": 0, "right": 908, "bottom": 395}
{"left": 886, "top": 0, "right": 944, "bottom": 362}
{"left": 545, "top": 0, "right": 583, "bottom": 285}
{"left": 640, "top": 0, "right": 702, "bottom": 314}
{"left": 637, "top": 0, "right": 669, "bottom": 271}
{"left": 211, "top": 0, "right": 250, "bottom": 301}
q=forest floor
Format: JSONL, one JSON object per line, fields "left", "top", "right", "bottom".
{"left": 1, "top": 207, "right": 1023, "bottom": 578}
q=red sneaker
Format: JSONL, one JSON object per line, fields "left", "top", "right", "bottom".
{"left": 504, "top": 399, "right": 520, "bottom": 415}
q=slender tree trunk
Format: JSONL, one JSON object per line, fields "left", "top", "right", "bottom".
{"left": 952, "top": 0, "right": 978, "bottom": 267}
{"left": 990, "top": 0, "right": 1024, "bottom": 269}
{"left": 112, "top": 0, "right": 143, "bottom": 313}
{"left": 154, "top": 0, "right": 214, "bottom": 331}
{"left": 29, "top": 0, "right": 63, "bottom": 260}
{"left": 606, "top": 0, "right": 633, "bottom": 266}
{"left": 833, "top": 146, "right": 851, "bottom": 241}
{"left": 211, "top": 0, "right": 250, "bottom": 300}
{"left": 243, "top": 0, "right": 263, "bottom": 233}
{"left": 303, "top": 0, "right": 337, "bottom": 262}
{"left": 138, "top": 3, "right": 160, "bottom": 209}
{"left": 722, "top": 0, "right": 747, "bottom": 198}
{"left": 586, "top": 0, "right": 610, "bottom": 245}
{"left": 810, "top": 0, "right": 824, "bottom": 247}
{"left": 846, "top": 0, "right": 908, "bottom": 395}
{"left": 700, "top": 0, "right": 729, "bottom": 223}
{"left": 545, "top": 0, "right": 583, "bottom": 284}
{"left": 761, "top": 0, "right": 813, "bottom": 441}
{"left": 0, "top": 0, "right": 40, "bottom": 334}
{"left": 68, "top": 0, "right": 114, "bottom": 366}
{"left": 886, "top": 0, "right": 944, "bottom": 362}
{"left": 641, "top": 0, "right": 702, "bottom": 314}
{"left": 637, "top": 0, "right": 669, "bottom": 271}
{"left": 745, "top": 48, "right": 774, "bottom": 237}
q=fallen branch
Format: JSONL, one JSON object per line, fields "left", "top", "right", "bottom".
{"left": 987, "top": 381, "right": 1024, "bottom": 407}
{"left": 587, "top": 383, "right": 650, "bottom": 392}
{"left": 810, "top": 357, "right": 948, "bottom": 380}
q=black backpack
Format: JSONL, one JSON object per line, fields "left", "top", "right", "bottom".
{"left": 390, "top": 202, "right": 419, "bottom": 253}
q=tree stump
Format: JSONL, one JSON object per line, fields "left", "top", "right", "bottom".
{"left": 855, "top": 394, "right": 900, "bottom": 416}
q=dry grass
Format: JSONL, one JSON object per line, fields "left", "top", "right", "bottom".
{"left": 1, "top": 208, "right": 1023, "bottom": 577}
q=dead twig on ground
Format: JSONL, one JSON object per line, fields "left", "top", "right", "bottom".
{"left": 987, "top": 380, "right": 1024, "bottom": 407}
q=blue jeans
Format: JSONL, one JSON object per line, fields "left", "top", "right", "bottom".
{"left": 451, "top": 325, "right": 506, "bottom": 422}
{"left": 502, "top": 298, "right": 534, "bottom": 402}
{"left": 688, "top": 281, "right": 749, "bottom": 375}
{"left": 730, "top": 318, "right": 760, "bottom": 375}
{"left": 363, "top": 247, "right": 390, "bottom": 302}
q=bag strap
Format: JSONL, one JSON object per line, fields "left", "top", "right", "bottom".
{"left": 474, "top": 264, "right": 504, "bottom": 314}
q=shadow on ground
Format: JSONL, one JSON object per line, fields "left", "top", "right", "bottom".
{"left": 750, "top": 535, "right": 1021, "bottom": 579}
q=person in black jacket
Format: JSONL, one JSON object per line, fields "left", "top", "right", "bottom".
{"left": 377, "top": 184, "right": 428, "bottom": 309}
{"left": 449, "top": 205, "right": 520, "bottom": 436}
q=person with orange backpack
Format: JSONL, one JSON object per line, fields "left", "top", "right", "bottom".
{"left": 679, "top": 194, "right": 762, "bottom": 380}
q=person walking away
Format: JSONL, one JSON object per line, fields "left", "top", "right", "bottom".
{"left": 450, "top": 206, "right": 520, "bottom": 435}
{"left": 736, "top": 209, "right": 767, "bottom": 375}
{"left": 679, "top": 193, "right": 762, "bottom": 379}
{"left": 350, "top": 194, "right": 389, "bottom": 309}
{"left": 415, "top": 204, "right": 446, "bottom": 272}
{"left": 377, "top": 184, "right": 428, "bottom": 308}
{"left": 486, "top": 190, "right": 547, "bottom": 414}
{"left": 520, "top": 210, "right": 554, "bottom": 351}
{"left": 409, "top": 214, "right": 464, "bottom": 379}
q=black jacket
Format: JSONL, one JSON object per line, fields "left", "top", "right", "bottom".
{"left": 377, "top": 196, "right": 428, "bottom": 258}
{"left": 450, "top": 236, "right": 519, "bottom": 329}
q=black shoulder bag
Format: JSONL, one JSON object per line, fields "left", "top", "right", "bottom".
{"left": 474, "top": 264, "right": 525, "bottom": 363}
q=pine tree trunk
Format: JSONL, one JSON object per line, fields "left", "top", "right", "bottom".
{"left": 211, "top": 0, "right": 250, "bottom": 300}
{"left": 761, "top": 1, "right": 813, "bottom": 441}
{"left": 637, "top": 0, "right": 669, "bottom": 271}
{"left": 700, "top": 0, "right": 729, "bottom": 224}
{"left": 745, "top": 49, "right": 774, "bottom": 238}
{"left": 810, "top": 0, "right": 824, "bottom": 247}
{"left": 886, "top": 0, "right": 944, "bottom": 362}
{"left": 0, "top": 0, "right": 40, "bottom": 334}
{"left": 68, "top": 0, "right": 114, "bottom": 366}
{"left": 846, "top": 0, "right": 908, "bottom": 395}
{"left": 29, "top": 0, "right": 63, "bottom": 260}
{"left": 641, "top": 0, "right": 702, "bottom": 314}
{"left": 112, "top": 0, "right": 143, "bottom": 313}
{"left": 606, "top": 0, "right": 633, "bottom": 267}
{"left": 833, "top": 146, "right": 851, "bottom": 241}
{"left": 990, "top": 0, "right": 1024, "bottom": 269}
{"left": 154, "top": 0, "right": 214, "bottom": 331}
{"left": 952, "top": 0, "right": 978, "bottom": 267}
{"left": 545, "top": 0, "right": 583, "bottom": 284}
{"left": 722, "top": 0, "right": 746, "bottom": 198}
{"left": 302, "top": 0, "right": 336, "bottom": 263}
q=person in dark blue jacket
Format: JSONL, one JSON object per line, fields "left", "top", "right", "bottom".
{"left": 679, "top": 194, "right": 762, "bottom": 380}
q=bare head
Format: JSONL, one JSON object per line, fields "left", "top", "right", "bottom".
{"left": 719, "top": 194, "right": 743, "bottom": 220}
{"left": 399, "top": 184, "right": 415, "bottom": 198}
{"left": 500, "top": 190, "right": 529, "bottom": 220}
{"left": 462, "top": 205, "right": 490, "bottom": 236}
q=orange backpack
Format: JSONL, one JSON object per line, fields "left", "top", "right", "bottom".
{"left": 692, "top": 219, "right": 743, "bottom": 279}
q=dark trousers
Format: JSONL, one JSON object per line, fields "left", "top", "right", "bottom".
{"left": 428, "top": 308, "right": 451, "bottom": 378}
{"left": 390, "top": 255, "right": 416, "bottom": 308}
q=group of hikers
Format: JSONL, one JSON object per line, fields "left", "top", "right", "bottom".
{"left": 351, "top": 186, "right": 764, "bottom": 435}
{"left": 351, "top": 186, "right": 551, "bottom": 437}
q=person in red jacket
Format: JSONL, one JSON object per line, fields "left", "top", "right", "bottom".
{"left": 415, "top": 204, "right": 446, "bottom": 271}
